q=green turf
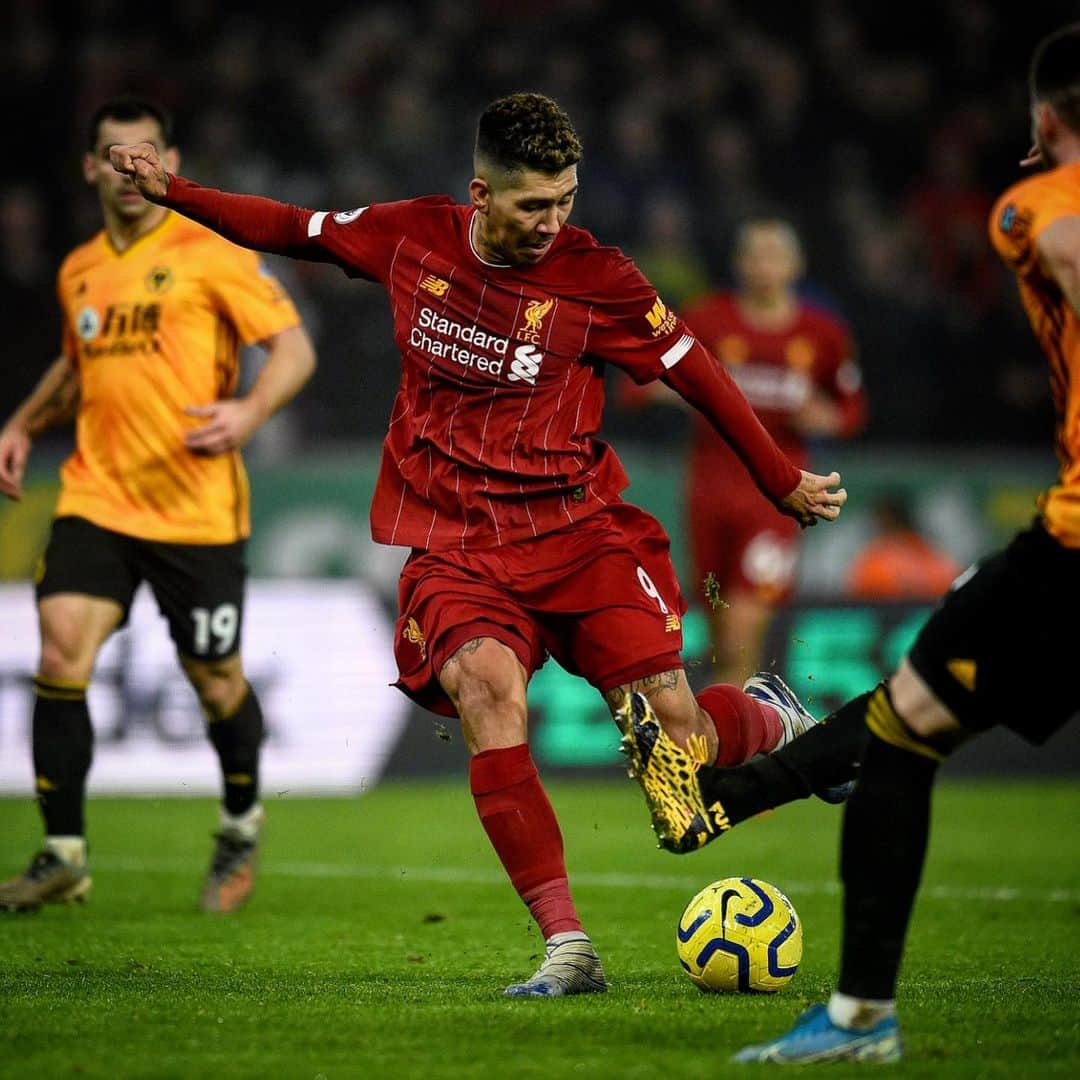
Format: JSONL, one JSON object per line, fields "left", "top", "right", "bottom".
{"left": 1, "top": 779, "right": 1078, "bottom": 1078}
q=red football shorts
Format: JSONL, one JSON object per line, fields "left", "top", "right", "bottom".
{"left": 688, "top": 477, "right": 800, "bottom": 606}
{"left": 394, "top": 502, "right": 687, "bottom": 717}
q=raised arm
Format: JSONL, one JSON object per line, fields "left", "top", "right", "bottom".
{"left": 109, "top": 142, "right": 314, "bottom": 257}
{"left": 662, "top": 344, "right": 846, "bottom": 526}
{"left": 0, "top": 355, "right": 80, "bottom": 500}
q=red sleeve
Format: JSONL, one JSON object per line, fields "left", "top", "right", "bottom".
{"left": 161, "top": 174, "right": 412, "bottom": 281}
{"left": 585, "top": 255, "right": 700, "bottom": 383}
{"left": 663, "top": 342, "right": 801, "bottom": 501}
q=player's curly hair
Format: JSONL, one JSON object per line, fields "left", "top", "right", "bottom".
{"left": 1030, "top": 22, "right": 1080, "bottom": 134}
{"left": 474, "top": 92, "right": 583, "bottom": 180}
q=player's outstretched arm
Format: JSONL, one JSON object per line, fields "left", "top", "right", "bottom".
{"left": 0, "top": 356, "right": 80, "bottom": 500}
{"left": 110, "top": 144, "right": 312, "bottom": 257}
{"left": 184, "top": 326, "right": 317, "bottom": 456}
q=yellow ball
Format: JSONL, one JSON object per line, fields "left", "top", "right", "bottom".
{"left": 676, "top": 877, "right": 803, "bottom": 992}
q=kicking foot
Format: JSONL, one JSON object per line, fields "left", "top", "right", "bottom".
{"left": 616, "top": 691, "right": 730, "bottom": 854}
{"left": 743, "top": 672, "right": 855, "bottom": 804}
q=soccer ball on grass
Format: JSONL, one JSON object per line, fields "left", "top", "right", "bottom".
{"left": 676, "top": 876, "right": 803, "bottom": 993}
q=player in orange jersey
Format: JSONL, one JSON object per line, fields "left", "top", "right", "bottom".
{"left": 652, "top": 22, "right": 1080, "bottom": 1063}
{"left": 0, "top": 97, "right": 316, "bottom": 914}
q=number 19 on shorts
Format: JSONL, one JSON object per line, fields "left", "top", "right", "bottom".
{"left": 191, "top": 603, "right": 239, "bottom": 656}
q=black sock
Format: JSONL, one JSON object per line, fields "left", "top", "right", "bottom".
{"left": 838, "top": 728, "right": 939, "bottom": 1000}
{"left": 206, "top": 686, "right": 265, "bottom": 816}
{"left": 32, "top": 677, "right": 93, "bottom": 836}
{"left": 698, "top": 691, "right": 874, "bottom": 826}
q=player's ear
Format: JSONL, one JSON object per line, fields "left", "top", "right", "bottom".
{"left": 164, "top": 145, "right": 181, "bottom": 174}
{"left": 1033, "top": 101, "right": 1058, "bottom": 144}
{"left": 81, "top": 151, "right": 98, "bottom": 185}
{"left": 469, "top": 177, "right": 491, "bottom": 214}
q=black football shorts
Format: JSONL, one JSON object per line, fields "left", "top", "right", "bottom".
{"left": 907, "top": 517, "right": 1080, "bottom": 744}
{"left": 35, "top": 515, "right": 248, "bottom": 660}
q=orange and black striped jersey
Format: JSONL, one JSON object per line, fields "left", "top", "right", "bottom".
{"left": 55, "top": 212, "right": 301, "bottom": 544}
{"left": 990, "top": 160, "right": 1080, "bottom": 548}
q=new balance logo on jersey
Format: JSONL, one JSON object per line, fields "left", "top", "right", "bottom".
{"left": 420, "top": 274, "right": 450, "bottom": 297}
{"left": 508, "top": 344, "right": 543, "bottom": 384}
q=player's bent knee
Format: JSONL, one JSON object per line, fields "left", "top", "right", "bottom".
{"left": 183, "top": 657, "right": 247, "bottom": 719}
{"left": 890, "top": 658, "right": 961, "bottom": 739}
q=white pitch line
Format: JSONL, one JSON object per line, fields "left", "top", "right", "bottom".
{"left": 86, "top": 856, "right": 1080, "bottom": 904}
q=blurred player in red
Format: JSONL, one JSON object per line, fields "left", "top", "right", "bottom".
{"left": 108, "top": 94, "right": 849, "bottom": 996}
{"left": 680, "top": 221, "right": 867, "bottom": 683}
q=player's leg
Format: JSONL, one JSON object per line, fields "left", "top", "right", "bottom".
{"left": 734, "top": 522, "right": 1077, "bottom": 1063}
{"left": 437, "top": 635, "right": 606, "bottom": 997}
{"left": 144, "top": 538, "right": 263, "bottom": 913}
{"left": 0, "top": 517, "right": 134, "bottom": 912}
{"left": 395, "top": 548, "right": 605, "bottom": 996}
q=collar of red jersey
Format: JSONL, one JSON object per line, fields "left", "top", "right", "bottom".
{"left": 468, "top": 211, "right": 513, "bottom": 269}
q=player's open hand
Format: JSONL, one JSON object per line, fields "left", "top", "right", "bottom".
{"left": 0, "top": 423, "right": 31, "bottom": 501}
{"left": 109, "top": 142, "right": 169, "bottom": 202}
{"left": 777, "top": 469, "right": 846, "bottom": 528}
{"left": 184, "top": 400, "right": 262, "bottom": 456}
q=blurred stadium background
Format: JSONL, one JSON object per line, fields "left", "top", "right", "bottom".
{"left": 1, "top": 0, "right": 1077, "bottom": 797}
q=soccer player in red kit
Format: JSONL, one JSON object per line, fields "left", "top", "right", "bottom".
{"left": 110, "top": 93, "right": 847, "bottom": 996}
{"left": 680, "top": 221, "right": 867, "bottom": 684}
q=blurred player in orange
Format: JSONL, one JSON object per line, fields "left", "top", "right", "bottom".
{"left": 846, "top": 492, "right": 962, "bottom": 601}
{"left": 680, "top": 221, "right": 867, "bottom": 683}
{"left": 0, "top": 96, "right": 316, "bottom": 914}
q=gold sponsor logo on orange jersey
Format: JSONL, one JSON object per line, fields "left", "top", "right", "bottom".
{"left": 645, "top": 296, "right": 678, "bottom": 338}
{"left": 420, "top": 274, "right": 450, "bottom": 297}
{"left": 665, "top": 612, "right": 681, "bottom": 632}
{"left": 403, "top": 616, "right": 427, "bottom": 659}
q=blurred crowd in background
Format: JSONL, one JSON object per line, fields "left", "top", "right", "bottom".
{"left": 3, "top": 0, "right": 1075, "bottom": 458}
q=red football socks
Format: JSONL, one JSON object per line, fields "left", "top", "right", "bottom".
{"left": 697, "top": 684, "right": 784, "bottom": 766}
{"left": 470, "top": 743, "right": 583, "bottom": 939}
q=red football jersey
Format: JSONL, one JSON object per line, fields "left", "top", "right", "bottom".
{"left": 303, "top": 197, "right": 715, "bottom": 550}
{"left": 160, "top": 178, "right": 802, "bottom": 551}
{"left": 680, "top": 293, "right": 865, "bottom": 492}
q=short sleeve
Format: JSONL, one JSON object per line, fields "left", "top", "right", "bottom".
{"left": 990, "top": 173, "right": 1080, "bottom": 275}
{"left": 587, "top": 255, "right": 698, "bottom": 384}
{"left": 206, "top": 244, "right": 302, "bottom": 346}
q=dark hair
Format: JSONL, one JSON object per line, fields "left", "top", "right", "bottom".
{"left": 1029, "top": 22, "right": 1080, "bottom": 133}
{"left": 475, "top": 92, "right": 582, "bottom": 178}
{"left": 87, "top": 95, "right": 174, "bottom": 151}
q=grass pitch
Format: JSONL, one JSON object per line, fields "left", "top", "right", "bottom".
{"left": 1, "top": 779, "right": 1078, "bottom": 1078}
